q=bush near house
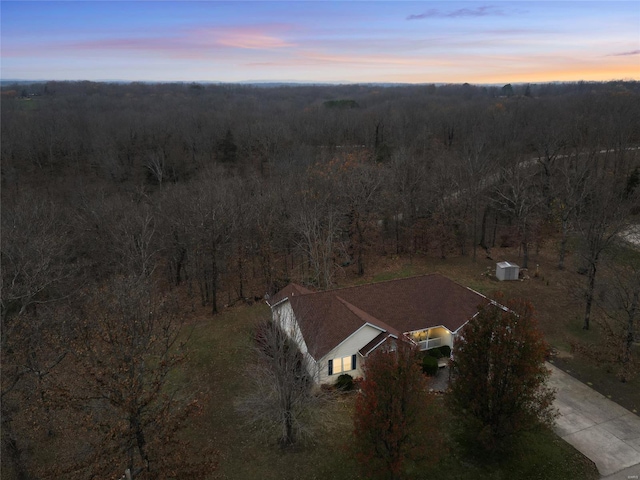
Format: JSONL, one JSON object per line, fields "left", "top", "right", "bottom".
{"left": 422, "top": 355, "right": 439, "bottom": 376}
{"left": 428, "top": 348, "right": 443, "bottom": 358}
{"left": 335, "top": 374, "right": 355, "bottom": 391}
{"left": 427, "top": 346, "right": 452, "bottom": 359}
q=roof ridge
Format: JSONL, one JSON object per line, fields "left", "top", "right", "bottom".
{"left": 289, "top": 282, "right": 314, "bottom": 294}
{"left": 285, "top": 273, "right": 471, "bottom": 298}
{"left": 334, "top": 295, "right": 402, "bottom": 338}
{"left": 319, "top": 273, "right": 439, "bottom": 294}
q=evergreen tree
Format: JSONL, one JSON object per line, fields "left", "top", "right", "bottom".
{"left": 448, "top": 296, "right": 556, "bottom": 452}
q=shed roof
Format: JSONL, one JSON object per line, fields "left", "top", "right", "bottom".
{"left": 497, "top": 261, "right": 519, "bottom": 269}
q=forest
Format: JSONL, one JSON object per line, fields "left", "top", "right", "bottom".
{"left": 1, "top": 80, "right": 639, "bottom": 479}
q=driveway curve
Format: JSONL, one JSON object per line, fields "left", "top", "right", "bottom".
{"left": 547, "top": 362, "right": 640, "bottom": 477}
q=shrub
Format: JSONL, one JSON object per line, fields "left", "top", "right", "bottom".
{"left": 422, "top": 355, "right": 439, "bottom": 376}
{"left": 335, "top": 373, "right": 354, "bottom": 391}
{"left": 354, "top": 343, "right": 443, "bottom": 478}
{"left": 440, "top": 345, "right": 452, "bottom": 358}
{"left": 428, "top": 347, "right": 443, "bottom": 358}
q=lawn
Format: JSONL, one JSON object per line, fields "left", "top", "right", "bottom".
{"left": 180, "top": 267, "right": 600, "bottom": 479}
{"left": 356, "top": 244, "right": 640, "bottom": 412}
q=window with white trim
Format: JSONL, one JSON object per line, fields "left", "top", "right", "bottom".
{"left": 328, "top": 354, "right": 356, "bottom": 375}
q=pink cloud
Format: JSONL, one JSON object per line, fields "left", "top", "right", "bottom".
{"left": 194, "top": 25, "right": 295, "bottom": 50}
{"left": 2, "top": 23, "right": 296, "bottom": 60}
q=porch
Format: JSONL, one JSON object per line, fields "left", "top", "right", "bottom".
{"left": 411, "top": 326, "right": 453, "bottom": 352}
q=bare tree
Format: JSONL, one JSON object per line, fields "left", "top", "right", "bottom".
{"left": 592, "top": 255, "right": 640, "bottom": 382}
{"left": 112, "top": 203, "right": 159, "bottom": 278}
{"left": 529, "top": 105, "right": 568, "bottom": 210}
{"left": 384, "top": 147, "right": 429, "bottom": 255}
{"left": 551, "top": 151, "right": 591, "bottom": 270}
{"left": 176, "top": 168, "right": 235, "bottom": 314}
{"left": 338, "top": 154, "right": 384, "bottom": 275}
{"left": 292, "top": 190, "right": 341, "bottom": 289}
{"left": 237, "top": 318, "right": 333, "bottom": 448}
{"left": 1, "top": 196, "right": 75, "bottom": 320}
{"left": 577, "top": 171, "right": 635, "bottom": 330}
{"left": 59, "top": 276, "right": 214, "bottom": 479}
{"left": 455, "top": 130, "right": 491, "bottom": 260}
{"left": 145, "top": 150, "right": 166, "bottom": 187}
{"left": 491, "top": 164, "right": 542, "bottom": 269}
{"left": 76, "top": 190, "right": 161, "bottom": 279}
{"left": 1, "top": 194, "right": 77, "bottom": 479}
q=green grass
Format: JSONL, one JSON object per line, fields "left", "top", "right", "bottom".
{"left": 370, "top": 264, "right": 419, "bottom": 283}
{"left": 437, "top": 427, "right": 598, "bottom": 480}
{"left": 15, "top": 97, "right": 40, "bottom": 110}
{"left": 179, "top": 303, "right": 362, "bottom": 479}
{"left": 168, "top": 240, "right": 640, "bottom": 477}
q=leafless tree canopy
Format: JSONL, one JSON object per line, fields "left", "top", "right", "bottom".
{"left": 1, "top": 79, "right": 639, "bottom": 476}
{"left": 237, "top": 319, "right": 335, "bottom": 448}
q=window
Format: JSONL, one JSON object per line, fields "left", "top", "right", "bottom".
{"left": 328, "top": 354, "right": 356, "bottom": 376}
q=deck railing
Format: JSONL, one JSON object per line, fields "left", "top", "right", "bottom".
{"left": 418, "top": 337, "right": 442, "bottom": 351}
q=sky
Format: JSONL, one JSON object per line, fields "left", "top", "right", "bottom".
{"left": 1, "top": 1, "right": 639, "bottom": 84}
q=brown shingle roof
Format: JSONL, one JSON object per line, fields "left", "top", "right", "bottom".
{"left": 266, "top": 283, "right": 314, "bottom": 307}
{"left": 334, "top": 296, "right": 402, "bottom": 338}
{"left": 271, "top": 274, "right": 488, "bottom": 359}
{"left": 358, "top": 332, "right": 397, "bottom": 357}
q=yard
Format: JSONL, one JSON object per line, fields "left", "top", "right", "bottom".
{"left": 177, "top": 243, "right": 610, "bottom": 478}
{"left": 361, "top": 246, "right": 640, "bottom": 413}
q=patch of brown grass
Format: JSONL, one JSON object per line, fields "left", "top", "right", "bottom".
{"left": 331, "top": 243, "right": 639, "bottom": 413}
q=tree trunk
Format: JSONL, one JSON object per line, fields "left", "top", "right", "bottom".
{"left": 620, "top": 287, "right": 639, "bottom": 382}
{"left": 472, "top": 205, "right": 478, "bottom": 262}
{"left": 355, "top": 217, "right": 365, "bottom": 276}
{"left": 395, "top": 215, "right": 400, "bottom": 255}
{"left": 521, "top": 223, "right": 529, "bottom": 269}
{"left": 1, "top": 416, "right": 30, "bottom": 480}
{"left": 174, "top": 245, "right": 186, "bottom": 285}
{"left": 479, "top": 205, "right": 489, "bottom": 250}
{"left": 583, "top": 263, "right": 597, "bottom": 330}
{"left": 237, "top": 243, "right": 244, "bottom": 300}
{"left": 128, "top": 416, "right": 150, "bottom": 474}
{"left": 491, "top": 211, "right": 498, "bottom": 247}
{"left": 558, "top": 219, "right": 568, "bottom": 270}
{"left": 211, "top": 227, "right": 218, "bottom": 315}
{"left": 282, "top": 407, "right": 294, "bottom": 447}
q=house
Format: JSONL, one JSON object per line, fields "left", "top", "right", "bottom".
{"left": 267, "top": 274, "right": 489, "bottom": 385}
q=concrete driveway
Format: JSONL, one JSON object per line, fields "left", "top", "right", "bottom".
{"left": 547, "top": 362, "right": 640, "bottom": 477}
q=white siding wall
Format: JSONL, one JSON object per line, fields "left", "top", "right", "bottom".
{"left": 272, "top": 301, "right": 318, "bottom": 380}
{"left": 431, "top": 327, "right": 453, "bottom": 348}
{"left": 317, "top": 324, "right": 382, "bottom": 385}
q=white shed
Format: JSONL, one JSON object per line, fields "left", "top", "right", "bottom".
{"left": 496, "top": 261, "right": 520, "bottom": 281}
